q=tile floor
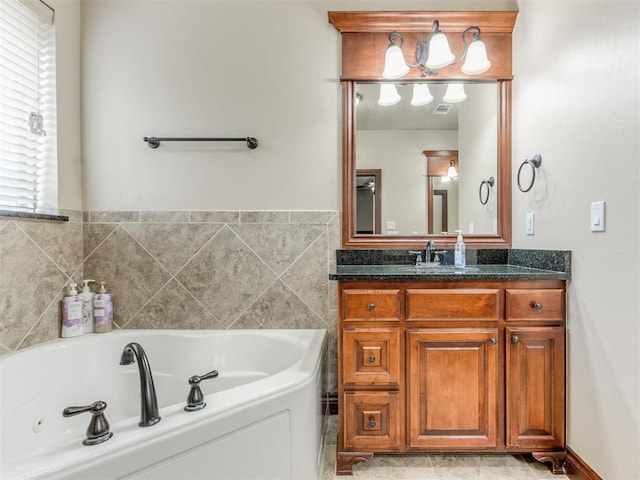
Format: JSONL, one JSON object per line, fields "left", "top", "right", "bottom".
{"left": 321, "top": 416, "right": 571, "bottom": 480}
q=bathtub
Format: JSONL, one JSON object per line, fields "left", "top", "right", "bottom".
{"left": 0, "top": 329, "right": 327, "bottom": 480}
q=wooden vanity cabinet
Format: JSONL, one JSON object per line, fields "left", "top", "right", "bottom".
{"left": 337, "top": 280, "right": 567, "bottom": 475}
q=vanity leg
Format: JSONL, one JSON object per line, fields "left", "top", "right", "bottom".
{"left": 336, "top": 451, "right": 374, "bottom": 475}
{"left": 532, "top": 451, "right": 567, "bottom": 475}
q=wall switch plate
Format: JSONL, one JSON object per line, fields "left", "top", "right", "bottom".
{"left": 526, "top": 212, "right": 535, "bottom": 235}
{"left": 386, "top": 220, "right": 396, "bottom": 230}
{"left": 590, "top": 201, "right": 605, "bottom": 232}
{"left": 468, "top": 222, "right": 474, "bottom": 234}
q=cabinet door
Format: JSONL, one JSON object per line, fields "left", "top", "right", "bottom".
{"left": 506, "top": 327, "right": 565, "bottom": 448}
{"left": 407, "top": 329, "right": 499, "bottom": 448}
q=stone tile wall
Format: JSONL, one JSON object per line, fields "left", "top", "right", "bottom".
{"left": 0, "top": 210, "right": 340, "bottom": 391}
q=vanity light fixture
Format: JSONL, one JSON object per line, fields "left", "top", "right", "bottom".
{"left": 382, "top": 20, "right": 491, "bottom": 78}
{"left": 355, "top": 92, "right": 363, "bottom": 106}
{"left": 447, "top": 160, "right": 459, "bottom": 178}
{"left": 410, "top": 84, "right": 434, "bottom": 106}
{"left": 377, "top": 83, "right": 401, "bottom": 106}
{"left": 443, "top": 83, "right": 467, "bottom": 103}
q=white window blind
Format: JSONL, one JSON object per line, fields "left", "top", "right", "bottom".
{"left": 0, "top": 0, "right": 57, "bottom": 213}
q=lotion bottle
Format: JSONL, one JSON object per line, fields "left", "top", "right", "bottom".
{"left": 454, "top": 230, "right": 466, "bottom": 269}
{"left": 93, "top": 281, "right": 113, "bottom": 333}
{"left": 61, "top": 282, "right": 83, "bottom": 337}
{"left": 80, "top": 279, "right": 96, "bottom": 333}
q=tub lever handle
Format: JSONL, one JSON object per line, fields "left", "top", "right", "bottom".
{"left": 185, "top": 369, "right": 219, "bottom": 412}
{"left": 62, "top": 401, "right": 114, "bottom": 446}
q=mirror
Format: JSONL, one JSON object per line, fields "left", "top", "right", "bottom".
{"left": 343, "top": 79, "right": 512, "bottom": 248}
{"left": 356, "top": 82, "right": 498, "bottom": 236}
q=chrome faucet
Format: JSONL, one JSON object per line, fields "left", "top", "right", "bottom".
{"left": 425, "top": 241, "right": 435, "bottom": 263}
{"left": 120, "top": 342, "right": 161, "bottom": 427}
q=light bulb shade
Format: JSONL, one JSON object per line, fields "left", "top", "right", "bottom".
{"left": 440, "top": 175, "right": 451, "bottom": 183}
{"left": 443, "top": 83, "right": 467, "bottom": 103}
{"left": 461, "top": 39, "right": 491, "bottom": 74}
{"left": 378, "top": 83, "right": 401, "bottom": 106}
{"left": 410, "top": 84, "right": 434, "bottom": 106}
{"left": 382, "top": 44, "right": 410, "bottom": 79}
{"left": 425, "top": 32, "right": 455, "bottom": 69}
{"left": 447, "top": 161, "right": 458, "bottom": 178}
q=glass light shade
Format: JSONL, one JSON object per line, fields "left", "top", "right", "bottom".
{"left": 443, "top": 83, "right": 467, "bottom": 103}
{"left": 461, "top": 39, "right": 491, "bottom": 74}
{"left": 447, "top": 162, "right": 458, "bottom": 178}
{"left": 425, "top": 32, "right": 455, "bottom": 69}
{"left": 378, "top": 83, "right": 401, "bottom": 106}
{"left": 440, "top": 175, "right": 451, "bottom": 183}
{"left": 382, "top": 44, "right": 410, "bottom": 79}
{"left": 410, "top": 84, "right": 434, "bottom": 106}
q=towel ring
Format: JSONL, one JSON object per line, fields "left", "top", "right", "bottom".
{"left": 517, "top": 154, "right": 542, "bottom": 193}
{"left": 479, "top": 176, "right": 495, "bottom": 205}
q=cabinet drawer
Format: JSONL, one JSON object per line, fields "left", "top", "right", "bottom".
{"left": 406, "top": 289, "right": 500, "bottom": 321}
{"left": 342, "top": 289, "right": 402, "bottom": 321}
{"left": 342, "top": 328, "right": 400, "bottom": 385}
{"left": 506, "top": 289, "right": 564, "bottom": 321}
{"left": 343, "top": 391, "right": 402, "bottom": 450}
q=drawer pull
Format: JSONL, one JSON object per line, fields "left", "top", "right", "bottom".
{"left": 511, "top": 335, "right": 520, "bottom": 344}
{"left": 368, "top": 355, "right": 376, "bottom": 363}
{"left": 368, "top": 418, "right": 376, "bottom": 428}
{"left": 367, "top": 303, "right": 376, "bottom": 311}
{"left": 488, "top": 338, "right": 497, "bottom": 345}
{"left": 532, "top": 302, "right": 543, "bottom": 310}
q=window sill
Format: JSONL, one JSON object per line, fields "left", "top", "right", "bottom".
{"left": 0, "top": 210, "right": 69, "bottom": 222}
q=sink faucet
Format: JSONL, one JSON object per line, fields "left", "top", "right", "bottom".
{"left": 425, "top": 241, "right": 435, "bottom": 263}
{"left": 120, "top": 342, "right": 161, "bottom": 427}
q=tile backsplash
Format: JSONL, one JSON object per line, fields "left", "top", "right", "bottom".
{"left": 0, "top": 210, "right": 339, "bottom": 391}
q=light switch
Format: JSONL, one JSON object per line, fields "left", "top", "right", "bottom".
{"left": 526, "top": 212, "right": 535, "bottom": 235}
{"left": 386, "top": 220, "right": 396, "bottom": 230}
{"left": 590, "top": 201, "right": 605, "bottom": 232}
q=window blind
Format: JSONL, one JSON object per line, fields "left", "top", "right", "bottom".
{"left": 0, "top": 0, "right": 57, "bottom": 213}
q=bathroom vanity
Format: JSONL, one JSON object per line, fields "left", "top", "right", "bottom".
{"left": 330, "top": 250, "right": 570, "bottom": 475}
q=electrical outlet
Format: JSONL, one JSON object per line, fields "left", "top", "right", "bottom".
{"left": 386, "top": 220, "right": 396, "bottom": 230}
{"left": 526, "top": 212, "right": 535, "bottom": 235}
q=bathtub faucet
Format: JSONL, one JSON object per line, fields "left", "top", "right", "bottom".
{"left": 120, "top": 342, "right": 161, "bottom": 427}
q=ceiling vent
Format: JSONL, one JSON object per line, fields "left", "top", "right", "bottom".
{"left": 432, "top": 104, "right": 452, "bottom": 115}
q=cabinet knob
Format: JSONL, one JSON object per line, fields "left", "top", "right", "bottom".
{"left": 488, "top": 338, "right": 497, "bottom": 345}
{"left": 531, "top": 302, "right": 543, "bottom": 310}
{"left": 368, "top": 418, "right": 376, "bottom": 428}
{"left": 368, "top": 355, "right": 376, "bottom": 363}
{"left": 367, "top": 303, "right": 376, "bottom": 311}
{"left": 511, "top": 335, "right": 520, "bottom": 344}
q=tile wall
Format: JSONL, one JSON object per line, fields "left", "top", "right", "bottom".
{"left": 0, "top": 210, "right": 340, "bottom": 391}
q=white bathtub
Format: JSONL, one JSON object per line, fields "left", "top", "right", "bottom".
{"left": 0, "top": 329, "right": 327, "bottom": 480}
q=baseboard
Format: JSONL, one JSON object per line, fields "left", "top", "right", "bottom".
{"left": 565, "top": 447, "right": 602, "bottom": 480}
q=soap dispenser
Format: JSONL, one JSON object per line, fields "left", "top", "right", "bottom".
{"left": 80, "top": 279, "right": 96, "bottom": 333}
{"left": 93, "top": 281, "right": 113, "bottom": 333}
{"left": 61, "top": 281, "right": 83, "bottom": 338}
{"left": 454, "top": 230, "right": 466, "bottom": 269}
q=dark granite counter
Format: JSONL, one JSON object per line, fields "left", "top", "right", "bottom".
{"left": 330, "top": 249, "right": 571, "bottom": 281}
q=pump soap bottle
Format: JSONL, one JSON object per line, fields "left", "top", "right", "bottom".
{"left": 61, "top": 282, "right": 83, "bottom": 337}
{"left": 80, "top": 279, "right": 96, "bottom": 333}
{"left": 93, "top": 281, "right": 113, "bottom": 333}
{"left": 454, "top": 230, "right": 466, "bottom": 269}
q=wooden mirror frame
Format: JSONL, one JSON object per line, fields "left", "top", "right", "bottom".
{"left": 329, "top": 11, "right": 517, "bottom": 249}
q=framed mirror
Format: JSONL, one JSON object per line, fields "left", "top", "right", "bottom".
{"left": 329, "top": 10, "right": 516, "bottom": 249}
{"left": 343, "top": 80, "right": 511, "bottom": 248}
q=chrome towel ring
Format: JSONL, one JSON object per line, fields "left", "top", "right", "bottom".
{"left": 517, "top": 154, "right": 542, "bottom": 193}
{"left": 479, "top": 176, "right": 495, "bottom": 205}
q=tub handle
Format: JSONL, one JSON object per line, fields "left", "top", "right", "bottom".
{"left": 185, "top": 369, "right": 219, "bottom": 412}
{"left": 62, "top": 401, "right": 114, "bottom": 446}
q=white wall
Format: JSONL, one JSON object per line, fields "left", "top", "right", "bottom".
{"left": 513, "top": 1, "right": 640, "bottom": 478}
{"left": 53, "top": 0, "right": 82, "bottom": 210}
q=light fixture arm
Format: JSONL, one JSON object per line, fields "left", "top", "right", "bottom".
{"left": 450, "top": 26, "right": 482, "bottom": 66}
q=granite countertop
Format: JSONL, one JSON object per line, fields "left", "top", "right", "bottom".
{"left": 329, "top": 249, "right": 571, "bottom": 282}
